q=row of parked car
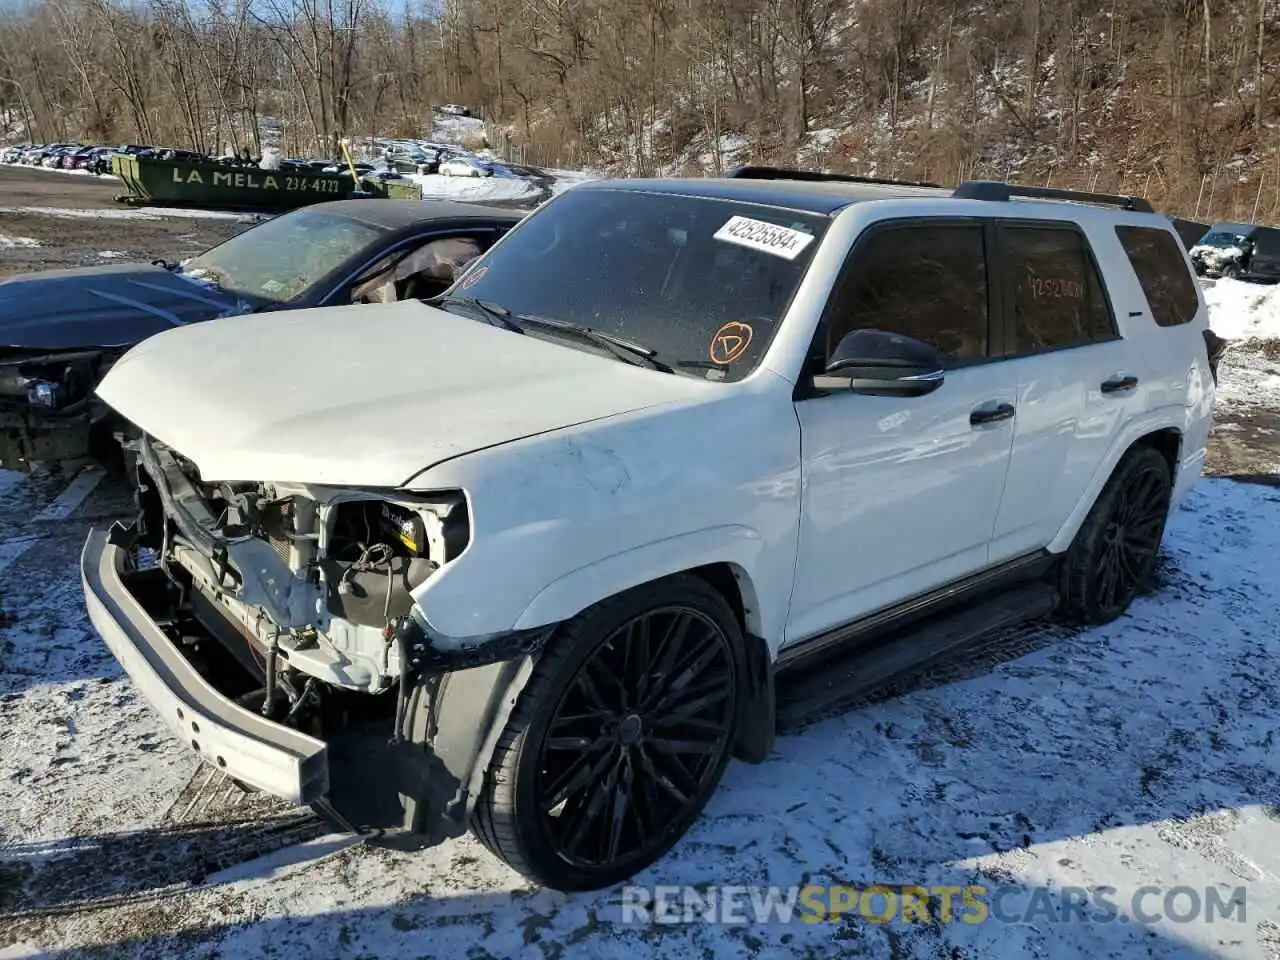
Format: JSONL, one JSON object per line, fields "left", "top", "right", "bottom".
{"left": 0, "top": 141, "right": 298, "bottom": 174}
{"left": 0, "top": 141, "right": 145, "bottom": 173}
{"left": 369, "top": 137, "right": 553, "bottom": 181}
{"left": 0, "top": 137, "right": 549, "bottom": 186}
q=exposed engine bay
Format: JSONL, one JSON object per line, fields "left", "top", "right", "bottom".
{"left": 100, "top": 432, "right": 553, "bottom": 842}
{"left": 124, "top": 433, "right": 470, "bottom": 725}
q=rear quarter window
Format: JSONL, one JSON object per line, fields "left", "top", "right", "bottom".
{"left": 1115, "top": 225, "right": 1200, "bottom": 327}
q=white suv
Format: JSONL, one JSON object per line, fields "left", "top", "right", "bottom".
{"left": 81, "top": 168, "right": 1217, "bottom": 891}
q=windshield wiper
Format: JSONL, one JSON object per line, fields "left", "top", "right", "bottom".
{"left": 516, "top": 315, "right": 673, "bottom": 372}
{"left": 428, "top": 296, "right": 524, "bottom": 333}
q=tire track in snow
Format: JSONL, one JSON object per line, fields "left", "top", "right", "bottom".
{"left": 32, "top": 467, "right": 105, "bottom": 522}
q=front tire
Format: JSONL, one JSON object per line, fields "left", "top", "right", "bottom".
{"left": 1057, "top": 445, "right": 1172, "bottom": 625}
{"left": 472, "top": 575, "right": 741, "bottom": 891}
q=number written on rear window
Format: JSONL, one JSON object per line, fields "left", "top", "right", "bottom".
{"left": 1114, "top": 225, "right": 1199, "bottom": 328}
{"left": 1002, "top": 226, "right": 1115, "bottom": 353}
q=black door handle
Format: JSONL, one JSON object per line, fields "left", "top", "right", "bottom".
{"left": 1101, "top": 375, "right": 1139, "bottom": 393}
{"left": 970, "top": 402, "right": 1015, "bottom": 425}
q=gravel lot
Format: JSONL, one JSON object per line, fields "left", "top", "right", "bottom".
{"left": 0, "top": 165, "right": 252, "bottom": 278}
{"left": 1, "top": 166, "right": 1278, "bottom": 960}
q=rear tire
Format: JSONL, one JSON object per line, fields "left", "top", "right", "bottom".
{"left": 1057, "top": 445, "right": 1172, "bottom": 625}
{"left": 472, "top": 575, "right": 741, "bottom": 891}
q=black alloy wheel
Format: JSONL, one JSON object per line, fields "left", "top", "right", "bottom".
{"left": 472, "top": 574, "right": 743, "bottom": 891}
{"left": 1058, "top": 444, "right": 1173, "bottom": 625}
{"left": 534, "top": 605, "right": 737, "bottom": 871}
{"left": 1093, "top": 460, "right": 1170, "bottom": 616}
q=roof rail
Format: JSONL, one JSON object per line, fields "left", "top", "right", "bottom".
{"left": 952, "top": 180, "right": 1155, "bottom": 214}
{"left": 728, "top": 165, "right": 941, "bottom": 189}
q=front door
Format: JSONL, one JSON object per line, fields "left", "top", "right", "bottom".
{"left": 785, "top": 219, "right": 1017, "bottom": 646}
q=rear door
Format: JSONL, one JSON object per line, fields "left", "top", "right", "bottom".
{"left": 987, "top": 219, "right": 1140, "bottom": 561}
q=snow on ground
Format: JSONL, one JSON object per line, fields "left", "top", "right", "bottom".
{"left": 1217, "top": 344, "right": 1280, "bottom": 413}
{"left": 0, "top": 205, "right": 258, "bottom": 222}
{"left": 409, "top": 171, "right": 542, "bottom": 202}
{"left": 7, "top": 163, "right": 120, "bottom": 182}
{"left": 1205, "top": 279, "right": 1280, "bottom": 415}
{"left": 545, "top": 167, "right": 601, "bottom": 195}
{"left": 1205, "top": 278, "right": 1280, "bottom": 342}
{"left": 431, "top": 112, "right": 487, "bottom": 144}
{"left": 95, "top": 250, "right": 127, "bottom": 259}
{"left": 1, "top": 474, "right": 1279, "bottom": 958}
{"left": 0, "top": 235, "right": 39, "bottom": 248}
{"left": 409, "top": 165, "right": 600, "bottom": 202}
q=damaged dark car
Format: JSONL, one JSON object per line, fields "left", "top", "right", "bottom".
{"left": 0, "top": 199, "right": 522, "bottom": 468}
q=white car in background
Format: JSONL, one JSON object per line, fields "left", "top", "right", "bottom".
{"left": 438, "top": 156, "right": 491, "bottom": 177}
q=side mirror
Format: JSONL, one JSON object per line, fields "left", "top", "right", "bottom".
{"left": 826, "top": 329, "right": 945, "bottom": 397}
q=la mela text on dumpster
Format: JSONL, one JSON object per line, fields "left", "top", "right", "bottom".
{"left": 170, "top": 168, "right": 343, "bottom": 194}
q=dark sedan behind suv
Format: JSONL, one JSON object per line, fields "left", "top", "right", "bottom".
{"left": 0, "top": 199, "right": 523, "bottom": 468}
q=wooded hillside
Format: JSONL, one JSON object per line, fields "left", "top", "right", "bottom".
{"left": 2, "top": 0, "right": 1278, "bottom": 220}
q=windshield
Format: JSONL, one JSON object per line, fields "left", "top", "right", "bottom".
{"left": 451, "top": 187, "right": 829, "bottom": 380}
{"left": 182, "top": 208, "right": 389, "bottom": 303}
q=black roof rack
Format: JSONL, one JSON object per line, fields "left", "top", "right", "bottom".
{"left": 728, "top": 165, "right": 941, "bottom": 189}
{"left": 952, "top": 180, "right": 1155, "bottom": 214}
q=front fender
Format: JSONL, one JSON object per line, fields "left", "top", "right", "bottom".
{"left": 512, "top": 525, "right": 773, "bottom": 636}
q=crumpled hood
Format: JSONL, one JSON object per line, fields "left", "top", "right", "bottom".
{"left": 97, "top": 300, "right": 712, "bottom": 486}
{"left": 0, "top": 261, "right": 248, "bottom": 351}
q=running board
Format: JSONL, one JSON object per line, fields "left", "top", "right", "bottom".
{"left": 774, "top": 583, "right": 1059, "bottom": 731}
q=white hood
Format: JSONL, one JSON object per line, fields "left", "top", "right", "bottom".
{"left": 97, "top": 300, "right": 711, "bottom": 486}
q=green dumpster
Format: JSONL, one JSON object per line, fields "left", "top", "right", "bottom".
{"left": 112, "top": 154, "right": 423, "bottom": 210}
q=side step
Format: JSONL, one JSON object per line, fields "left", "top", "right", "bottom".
{"left": 774, "top": 583, "right": 1059, "bottom": 731}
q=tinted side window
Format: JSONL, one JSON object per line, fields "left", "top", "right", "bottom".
{"left": 1002, "top": 226, "right": 1114, "bottom": 353}
{"left": 1115, "top": 225, "right": 1199, "bottom": 327}
{"left": 827, "top": 224, "right": 990, "bottom": 364}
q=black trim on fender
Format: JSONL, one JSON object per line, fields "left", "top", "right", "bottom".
{"left": 734, "top": 632, "right": 776, "bottom": 764}
{"left": 355, "top": 654, "right": 540, "bottom": 847}
{"left": 394, "top": 614, "right": 554, "bottom": 676}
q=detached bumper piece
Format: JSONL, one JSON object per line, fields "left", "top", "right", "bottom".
{"left": 80, "top": 526, "right": 329, "bottom": 806}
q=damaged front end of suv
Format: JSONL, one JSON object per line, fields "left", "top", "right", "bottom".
{"left": 83, "top": 431, "right": 552, "bottom": 843}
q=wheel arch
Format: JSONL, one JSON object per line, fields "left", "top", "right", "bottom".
{"left": 395, "top": 563, "right": 777, "bottom": 847}
{"left": 1134, "top": 426, "right": 1182, "bottom": 482}
{"left": 1047, "top": 418, "right": 1184, "bottom": 555}
{"left": 685, "top": 563, "right": 776, "bottom": 765}
{"left": 509, "top": 534, "right": 780, "bottom": 765}
{"left": 510, "top": 526, "right": 779, "bottom": 640}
